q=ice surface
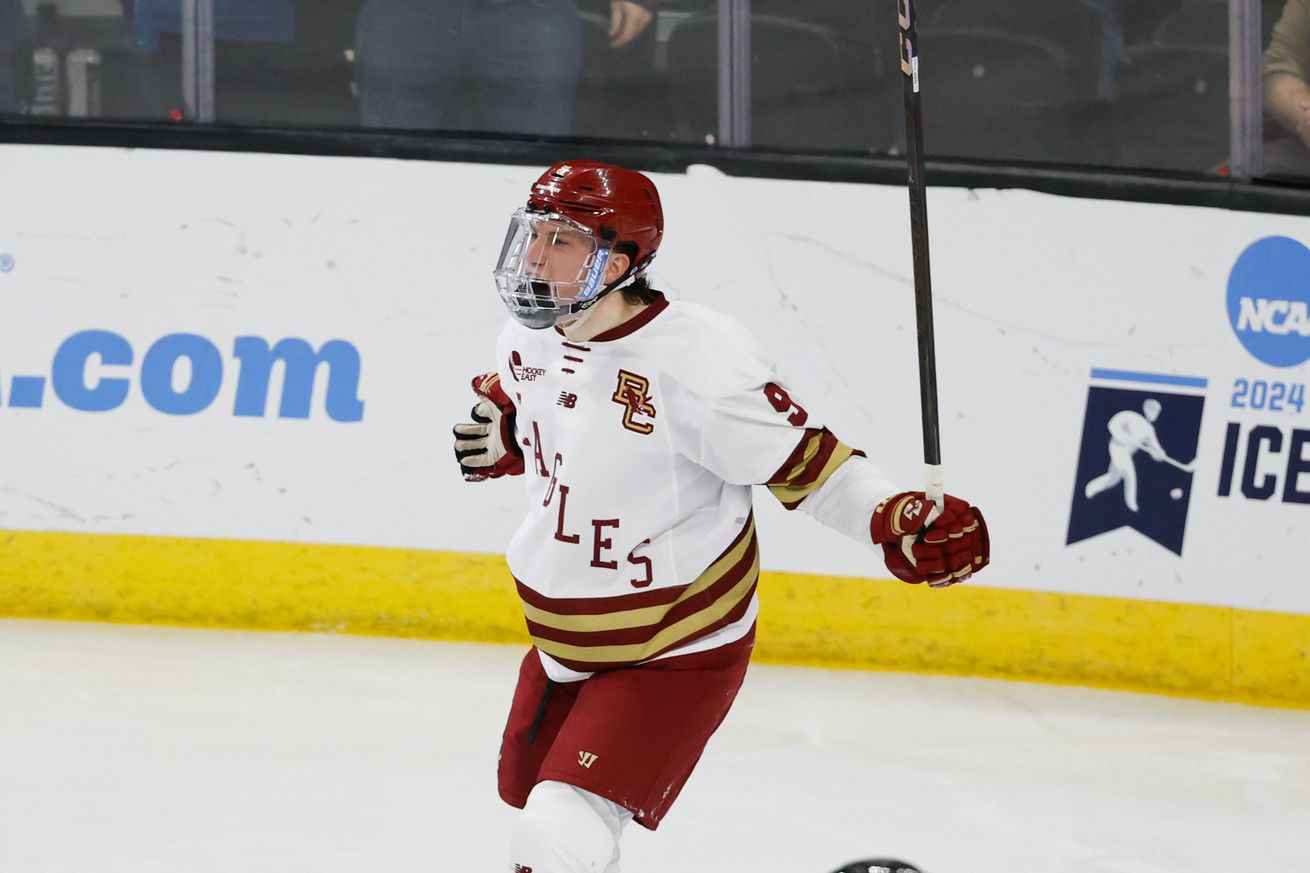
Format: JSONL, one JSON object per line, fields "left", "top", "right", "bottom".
{"left": 1, "top": 620, "right": 1307, "bottom": 873}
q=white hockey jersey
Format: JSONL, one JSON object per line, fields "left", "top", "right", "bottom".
{"left": 493, "top": 293, "right": 893, "bottom": 681}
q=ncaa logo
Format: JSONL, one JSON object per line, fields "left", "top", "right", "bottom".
{"left": 1227, "top": 236, "right": 1310, "bottom": 368}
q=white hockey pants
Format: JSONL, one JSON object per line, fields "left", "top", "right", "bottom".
{"left": 509, "top": 780, "right": 634, "bottom": 873}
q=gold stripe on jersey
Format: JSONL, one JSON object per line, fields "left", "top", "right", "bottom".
{"left": 767, "top": 433, "right": 856, "bottom": 509}
{"left": 519, "top": 518, "right": 757, "bottom": 634}
{"left": 528, "top": 544, "right": 760, "bottom": 666}
{"left": 783, "top": 430, "right": 827, "bottom": 481}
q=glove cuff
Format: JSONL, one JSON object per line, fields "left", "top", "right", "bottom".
{"left": 870, "top": 491, "right": 931, "bottom": 545}
{"left": 472, "top": 372, "right": 516, "bottom": 413}
{"left": 470, "top": 372, "right": 523, "bottom": 467}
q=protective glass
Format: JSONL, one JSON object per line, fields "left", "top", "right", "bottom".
{"left": 493, "top": 209, "right": 612, "bottom": 329}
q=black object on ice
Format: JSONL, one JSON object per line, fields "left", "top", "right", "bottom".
{"left": 830, "top": 860, "right": 923, "bottom": 873}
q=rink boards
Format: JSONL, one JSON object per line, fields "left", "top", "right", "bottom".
{"left": 1, "top": 145, "right": 1307, "bottom": 707}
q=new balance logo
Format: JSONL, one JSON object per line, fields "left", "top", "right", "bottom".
{"left": 513, "top": 865, "right": 533, "bottom": 873}
{"left": 578, "top": 751, "right": 599, "bottom": 769}
{"left": 557, "top": 392, "right": 578, "bottom": 408}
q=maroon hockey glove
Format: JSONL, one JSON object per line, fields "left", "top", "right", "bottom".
{"left": 870, "top": 492, "right": 989, "bottom": 588}
{"left": 453, "top": 372, "right": 524, "bottom": 481}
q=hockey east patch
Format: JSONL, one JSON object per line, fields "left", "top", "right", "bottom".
{"left": 1066, "top": 369, "right": 1207, "bottom": 556}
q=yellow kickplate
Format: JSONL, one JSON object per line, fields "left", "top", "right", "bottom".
{"left": 2, "top": 529, "right": 1306, "bottom": 709}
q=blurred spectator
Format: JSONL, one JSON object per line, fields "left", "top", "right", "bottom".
{"left": 353, "top": 0, "right": 653, "bottom": 135}
{"left": 1082, "top": 0, "right": 1127, "bottom": 99}
{"left": 924, "top": 0, "right": 1124, "bottom": 99}
{"left": 131, "top": 0, "right": 296, "bottom": 52}
{"left": 1, "top": 0, "right": 32, "bottom": 114}
{"left": 126, "top": 0, "right": 362, "bottom": 125}
{"left": 1264, "top": 0, "right": 1310, "bottom": 175}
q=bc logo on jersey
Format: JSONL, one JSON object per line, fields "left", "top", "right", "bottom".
{"left": 612, "top": 370, "right": 656, "bottom": 434}
{"left": 1066, "top": 369, "right": 1206, "bottom": 556}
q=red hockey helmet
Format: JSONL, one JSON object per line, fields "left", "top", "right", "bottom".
{"left": 494, "top": 161, "right": 664, "bottom": 329}
{"left": 526, "top": 161, "right": 663, "bottom": 269}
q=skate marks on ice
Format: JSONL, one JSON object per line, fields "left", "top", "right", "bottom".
{"left": 2, "top": 621, "right": 1308, "bottom": 873}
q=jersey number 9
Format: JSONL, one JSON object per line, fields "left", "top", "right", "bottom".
{"left": 764, "top": 382, "right": 809, "bottom": 427}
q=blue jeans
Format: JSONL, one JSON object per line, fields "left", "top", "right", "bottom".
{"left": 354, "top": 0, "right": 581, "bottom": 135}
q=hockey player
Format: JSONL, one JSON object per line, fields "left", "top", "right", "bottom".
{"left": 1083, "top": 398, "right": 1168, "bottom": 513}
{"left": 453, "top": 161, "right": 990, "bottom": 873}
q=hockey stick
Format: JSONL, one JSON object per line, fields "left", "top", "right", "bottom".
{"left": 897, "top": 0, "right": 944, "bottom": 512}
{"left": 1162, "top": 455, "right": 1195, "bottom": 474}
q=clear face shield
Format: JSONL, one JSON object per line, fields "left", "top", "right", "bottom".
{"left": 493, "top": 209, "right": 613, "bottom": 330}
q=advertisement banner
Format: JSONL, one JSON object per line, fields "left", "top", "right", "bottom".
{"left": 1, "top": 146, "right": 1307, "bottom": 615}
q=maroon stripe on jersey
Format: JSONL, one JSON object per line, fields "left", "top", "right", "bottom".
{"left": 563, "top": 355, "right": 584, "bottom": 363}
{"left": 766, "top": 428, "right": 842, "bottom": 488}
{"left": 558, "top": 340, "right": 591, "bottom": 352}
{"left": 523, "top": 534, "right": 758, "bottom": 647}
{"left": 514, "top": 515, "right": 755, "bottom": 616}
{"left": 789, "top": 431, "right": 840, "bottom": 489}
{"left": 562, "top": 368, "right": 576, "bottom": 374}
{"left": 538, "top": 587, "right": 758, "bottom": 673}
{"left": 588, "top": 292, "right": 669, "bottom": 343}
{"left": 516, "top": 577, "right": 683, "bottom": 615}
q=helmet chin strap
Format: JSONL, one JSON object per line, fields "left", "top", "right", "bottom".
{"left": 559, "top": 261, "right": 650, "bottom": 330}
{"left": 558, "top": 303, "right": 599, "bottom": 333}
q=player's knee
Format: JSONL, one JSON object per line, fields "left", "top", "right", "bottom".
{"left": 510, "top": 781, "right": 628, "bottom": 873}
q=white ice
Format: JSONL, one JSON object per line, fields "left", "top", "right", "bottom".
{"left": 1, "top": 620, "right": 1307, "bottom": 873}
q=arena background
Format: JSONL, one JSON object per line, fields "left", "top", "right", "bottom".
{"left": 2, "top": 145, "right": 1307, "bottom": 709}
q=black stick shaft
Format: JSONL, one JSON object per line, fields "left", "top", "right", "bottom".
{"left": 898, "top": 0, "right": 944, "bottom": 502}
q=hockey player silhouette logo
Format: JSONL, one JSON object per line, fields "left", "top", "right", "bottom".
{"left": 1067, "top": 371, "right": 1206, "bottom": 556}
{"left": 1084, "top": 398, "right": 1185, "bottom": 513}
